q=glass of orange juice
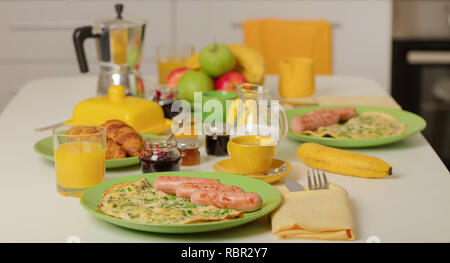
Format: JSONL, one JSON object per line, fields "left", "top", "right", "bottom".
{"left": 157, "top": 44, "right": 194, "bottom": 84}
{"left": 53, "top": 125, "right": 106, "bottom": 197}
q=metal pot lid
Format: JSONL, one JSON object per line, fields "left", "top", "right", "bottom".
{"left": 93, "top": 4, "right": 146, "bottom": 31}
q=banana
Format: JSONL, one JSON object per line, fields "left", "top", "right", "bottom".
{"left": 226, "top": 98, "right": 259, "bottom": 126}
{"left": 226, "top": 44, "right": 265, "bottom": 84}
{"left": 296, "top": 143, "right": 392, "bottom": 178}
{"left": 185, "top": 53, "right": 200, "bottom": 69}
{"left": 184, "top": 44, "right": 265, "bottom": 84}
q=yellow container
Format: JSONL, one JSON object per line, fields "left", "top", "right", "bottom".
{"left": 65, "top": 85, "right": 171, "bottom": 135}
{"left": 227, "top": 135, "right": 276, "bottom": 174}
{"left": 279, "top": 57, "right": 315, "bottom": 98}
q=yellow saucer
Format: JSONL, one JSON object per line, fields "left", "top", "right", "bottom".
{"left": 212, "top": 159, "right": 291, "bottom": 184}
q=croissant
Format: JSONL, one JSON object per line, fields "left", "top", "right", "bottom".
{"left": 106, "top": 138, "right": 127, "bottom": 159}
{"left": 103, "top": 120, "right": 143, "bottom": 157}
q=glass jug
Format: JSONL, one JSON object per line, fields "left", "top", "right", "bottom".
{"left": 228, "top": 83, "right": 288, "bottom": 144}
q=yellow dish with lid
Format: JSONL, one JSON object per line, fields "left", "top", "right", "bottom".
{"left": 65, "top": 85, "right": 171, "bottom": 135}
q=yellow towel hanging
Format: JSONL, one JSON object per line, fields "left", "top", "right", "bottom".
{"left": 243, "top": 18, "right": 332, "bottom": 75}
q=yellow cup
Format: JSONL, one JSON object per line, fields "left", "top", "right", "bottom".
{"left": 227, "top": 135, "right": 276, "bottom": 174}
{"left": 279, "top": 57, "right": 315, "bottom": 98}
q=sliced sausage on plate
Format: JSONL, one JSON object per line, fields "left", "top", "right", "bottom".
{"left": 153, "top": 176, "right": 221, "bottom": 195}
{"left": 175, "top": 183, "right": 244, "bottom": 199}
{"left": 190, "top": 190, "right": 262, "bottom": 212}
{"left": 290, "top": 107, "right": 357, "bottom": 133}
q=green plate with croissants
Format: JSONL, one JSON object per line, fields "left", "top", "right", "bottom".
{"left": 33, "top": 133, "right": 159, "bottom": 169}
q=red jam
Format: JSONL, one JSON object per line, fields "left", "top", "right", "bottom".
{"left": 140, "top": 138, "right": 181, "bottom": 173}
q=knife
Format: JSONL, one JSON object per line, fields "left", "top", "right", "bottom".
{"left": 35, "top": 121, "right": 65, "bottom": 132}
{"left": 283, "top": 178, "right": 304, "bottom": 192}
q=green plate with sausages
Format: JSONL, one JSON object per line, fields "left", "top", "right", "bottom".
{"left": 80, "top": 171, "right": 282, "bottom": 234}
{"left": 286, "top": 105, "right": 426, "bottom": 148}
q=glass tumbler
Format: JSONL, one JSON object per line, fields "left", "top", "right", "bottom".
{"left": 53, "top": 125, "right": 106, "bottom": 197}
{"left": 157, "top": 44, "right": 194, "bottom": 84}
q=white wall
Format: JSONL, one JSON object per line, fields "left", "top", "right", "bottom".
{"left": 0, "top": 0, "right": 392, "bottom": 112}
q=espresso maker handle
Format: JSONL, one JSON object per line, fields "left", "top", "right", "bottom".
{"left": 73, "top": 26, "right": 100, "bottom": 73}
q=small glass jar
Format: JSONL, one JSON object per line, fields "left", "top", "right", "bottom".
{"left": 177, "top": 138, "right": 201, "bottom": 166}
{"left": 140, "top": 137, "right": 181, "bottom": 173}
{"left": 150, "top": 84, "right": 179, "bottom": 119}
{"left": 204, "top": 122, "right": 230, "bottom": 157}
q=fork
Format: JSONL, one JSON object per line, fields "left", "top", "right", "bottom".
{"left": 307, "top": 168, "right": 329, "bottom": 190}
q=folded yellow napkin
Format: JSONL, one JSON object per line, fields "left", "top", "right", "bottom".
{"left": 243, "top": 19, "right": 332, "bottom": 75}
{"left": 271, "top": 183, "right": 355, "bottom": 240}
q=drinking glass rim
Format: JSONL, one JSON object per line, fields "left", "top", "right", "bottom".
{"left": 52, "top": 124, "right": 106, "bottom": 137}
{"left": 237, "top": 83, "right": 273, "bottom": 100}
{"left": 156, "top": 44, "right": 194, "bottom": 57}
{"left": 230, "top": 135, "right": 276, "bottom": 147}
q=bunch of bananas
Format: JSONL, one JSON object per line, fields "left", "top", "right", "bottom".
{"left": 185, "top": 44, "right": 265, "bottom": 84}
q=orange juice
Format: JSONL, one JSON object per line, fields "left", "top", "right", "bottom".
{"left": 55, "top": 141, "right": 106, "bottom": 197}
{"left": 158, "top": 56, "right": 189, "bottom": 84}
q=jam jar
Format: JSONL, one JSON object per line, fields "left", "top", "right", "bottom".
{"left": 176, "top": 138, "right": 201, "bottom": 166}
{"left": 150, "top": 85, "right": 179, "bottom": 119}
{"left": 140, "top": 137, "right": 181, "bottom": 173}
{"left": 204, "top": 122, "right": 230, "bottom": 157}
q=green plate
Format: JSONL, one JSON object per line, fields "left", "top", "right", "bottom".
{"left": 80, "top": 171, "right": 282, "bottom": 234}
{"left": 33, "top": 133, "right": 160, "bottom": 169}
{"left": 286, "top": 105, "right": 426, "bottom": 148}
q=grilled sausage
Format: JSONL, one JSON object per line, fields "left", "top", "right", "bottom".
{"left": 327, "top": 107, "right": 357, "bottom": 121}
{"left": 175, "top": 183, "right": 244, "bottom": 199}
{"left": 153, "top": 176, "right": 221, "bottom": 195}
{"left": 290, "top": 107, "right": 357, "bottom": 133}
{"left": 190, "top": 190, "right": 262, "bottom": 212}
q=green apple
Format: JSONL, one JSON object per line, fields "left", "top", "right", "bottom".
{"left": 199, "top": 43, "right": 235, "bottom": 77}
{"left": 177, "top": 70, "right": 214, "bottom": 102}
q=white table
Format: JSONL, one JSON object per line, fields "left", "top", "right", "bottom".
{"left": 1, "top": 75, "right": 449, "bottom": 243}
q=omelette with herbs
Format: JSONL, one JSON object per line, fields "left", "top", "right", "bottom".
{"left": 302, "top": 111, "right": 406, "bottom": 139}
{"left": 100, "top": 178, "right": 244, "bottom": 224}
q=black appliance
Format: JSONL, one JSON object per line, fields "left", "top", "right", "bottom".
{"left": 392, "top": 39, "right": 450, "bottom": 169}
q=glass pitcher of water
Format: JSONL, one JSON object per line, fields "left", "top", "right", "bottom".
{"left": 227, "top": 83, "right": 288, "bottom": 144}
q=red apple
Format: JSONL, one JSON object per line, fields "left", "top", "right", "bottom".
{"left": 167, "top": 67, "right": 190, "bottom": 87}
{"left": 214, "top": 72, "right": 247, "bottom": 92}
